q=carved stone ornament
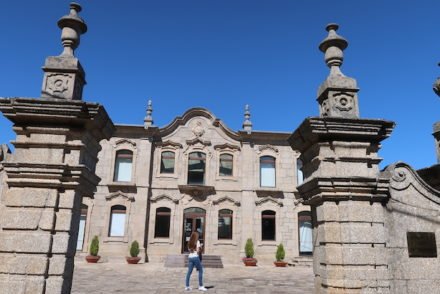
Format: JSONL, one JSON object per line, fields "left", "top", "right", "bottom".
{"left": 212, "top": 196, "right": 241, "bottom": 206}
{"left": 256, "top": 144, "right": 279, "bottom": 154}
{"left": 192, "top": 121, "right": 205, "bottom": 137}
{"left": 45, "top": 73, "right": 72, "bottom": 98}
{"left": 114, "top": 138, "right": 137, "bottom": 149}
{"left": 105, "top": 191, "right": 135, "bottom": 202}
{"left": 151, "top": 194, "right": 179, "bottom": 204}
{"left": 332, "top": 91, "right": 354, "bottom": 112}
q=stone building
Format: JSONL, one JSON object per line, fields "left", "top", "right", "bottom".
{"left": 0, "top": 3, "right": 440, "bottom": 294}
{"left": 77, "top": 106, "right": 312, "bottom": 264}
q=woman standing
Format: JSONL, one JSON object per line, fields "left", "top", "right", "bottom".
{"left": 185, "top": 232, "right": 207, "bottom": 291}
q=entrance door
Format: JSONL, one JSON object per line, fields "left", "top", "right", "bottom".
{"left": 182, "top": 207, "right": 206, "bottom": 253}
{"left": 76, "top": 205, "right": 88, "bottom": 251}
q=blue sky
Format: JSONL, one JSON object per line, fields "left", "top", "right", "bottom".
{"left": 1, "top": 0, "right": 439, "bottom": 169}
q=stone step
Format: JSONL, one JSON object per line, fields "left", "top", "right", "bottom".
{"left": 164, "top": 254, "right": 223, "bottom": 268}
{"left": 288, "top": 255, "right": 313, "bottom": 267}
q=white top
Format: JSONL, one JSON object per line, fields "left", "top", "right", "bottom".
{"left": 188, "top": 240, "right": 201, "bottom": 258}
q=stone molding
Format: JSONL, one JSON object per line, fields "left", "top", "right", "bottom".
{"left": 384, "top": 162, "right": 440, "bottom": 203}
{"left": 105, "top": 191, "right": 135, "bottom": 202}
{"left": 255, "top": 196, "right": 283, "bottom": 207}
{"left": 150, "top": 194, "right": 179, "bottom": 204}
{"left": 212, "top": 196, "right": 240, "bottom": 206}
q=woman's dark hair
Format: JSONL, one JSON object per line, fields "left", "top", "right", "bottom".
{"left": 188, "top": 232, "right": 199, "bottom": 251}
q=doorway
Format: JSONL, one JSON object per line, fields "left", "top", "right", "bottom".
{"left": 182, "top": 207, "right": 206, "bottom": 253}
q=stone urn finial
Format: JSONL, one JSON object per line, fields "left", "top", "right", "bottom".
{"left": 242, "top": 104, "right": 252, "bottom": 134}
{"left": 433, "top": 63, "right": 440, "bottom": 97}
{"left": 144, "top": 99, "right": 154, "bottom": 129}
{"left": 57, "top": 2, "right": 88, "bottom": 56}
{"left": 319, "top": 23, "right": 348, "bottom": 76}
{"left": 316, "top": 24, "right": 360, "bottom": 118}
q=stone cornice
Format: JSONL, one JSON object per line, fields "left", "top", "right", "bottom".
{"left": 0, "top": 98, "right": 115, "bottom": 141}
{"left": 297, "top": 176, "right": 390, "bottom": 205}
{"left": 289, "top": 117, "right": 395, "bottom": 152}
{"left": 3, "top": 162, "right": 100, "bottom": 196}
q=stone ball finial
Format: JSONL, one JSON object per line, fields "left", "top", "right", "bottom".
{"left": 433, "top": 63, "right": 440, "bottom": 97}
{"left": 57, "top": 2, "right": 88, "bottom": 56}
{"left": 319, "top": 23, "right": 348, "bottom": 71}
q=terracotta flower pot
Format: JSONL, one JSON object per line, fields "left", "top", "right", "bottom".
{"left": 274, "top": 261, "right": 288, "bottom": 267}
{"left": 85, "top": 255, "right": 100, "bottom": 263}
{"left": 126, "top": 256, "right": 141, "bottom": 264}
{"left": 242, "top": 257, "right": 257, "bottom": 266}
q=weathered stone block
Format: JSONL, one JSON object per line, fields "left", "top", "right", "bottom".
{"left": 3, "top": 188, "right": 57, "bottom": 208}
{"left": 0, "top": 232, "right": 51, "bottom": 253}
{"left": 45, "top": 276, "right": 70, "bottom": 294}
{"left": 55, "top": 210, "right": 73, "bottom": 232}
{"left": 0, "top": 254, "right": 48, "bottom": 275}
{"left": 0, "top": 274, "right": 45, "bottom": 294}
{"left": 51, "top": 233, "right": 71, "bottom": 254}
{"left": 39, "top": 209, "right": 56, "bottom": 231}
{"left": 1, "top": 208, "right": 41, "bottom": 230}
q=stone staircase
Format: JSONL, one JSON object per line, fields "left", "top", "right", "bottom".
{"left": 164, "top": 254, "right": 224, "bottom": 268}
{"left": 289, "top": 256, "right": 313, "bottom": 267}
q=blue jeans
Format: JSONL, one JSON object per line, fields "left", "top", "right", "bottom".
{"left": 185, "top": 256, "right": 203, "bottom": 287}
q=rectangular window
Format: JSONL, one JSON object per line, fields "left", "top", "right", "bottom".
{"left": 109, "top": 212, "right": 126, "bottom": 237}
{"left": 155, "top": 208, "right": 171, "bottom": 238}
{"left": 114, "top": 150, "right": 133, "bottom": 182}
{"left": 262, "top": 210, "right": 276, "bottom": 241}
{"left": 160, "top": 151, "right": 175, "bottom": 174}
{"left": 260, "top": 156, "right": 276, "bottom": 187}
{"left": 219, "top": 154, "right": 233, "bottom": 176}
{"left": 218, "top": 209, "right": 233, "bottom": 239}
{"left": 188, "top": 152, "right": 206, "bottom": 184}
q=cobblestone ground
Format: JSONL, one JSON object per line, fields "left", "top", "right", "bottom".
{"left": 72, "top": 261, "right": 314, "bottom": 294}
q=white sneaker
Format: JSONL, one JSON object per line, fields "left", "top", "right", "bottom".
{"left": 185, "top": 286, "right": 192, "bottom": 291}
{"left": 198, "top": 286, "right": 207, "bottom": 291}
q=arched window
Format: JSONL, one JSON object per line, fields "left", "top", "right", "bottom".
{"left": 218, "top": 209, "right": 233, "bottom": 239}
{"left": 297, "top": 159, "right": 304, "bottom": 185}
{"left": 298, "top": 211, "right": 313, "bottom": 255}
{"left": 262, "top": 210, "right": 276, "bottom": 241}
{"left": 160, "top": 151, "right": 175, "bottom": 174}
{"left": 113, "top": 150, "right": 133, "bottom": 182}
{"left": 109, "top": 205, "right": 126, "bottom": 237}
{"left": 154, "top": 207, "right": 171, "bottom": 238}
{"left": 76, "top": 204, "right": 88, "bottom": 250}
{"left": 260, "top": 156, "right": 276, "bottom": 187}
{"left": 219, "top": 154, "right": 233, "bottom": 176}
{"left": 188, "top": 152, "right": 206, "bottom": 184}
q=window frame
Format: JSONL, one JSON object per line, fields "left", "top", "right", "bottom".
{"left": 108, "top": 205, "right": 127, "bottom": 237}
{"left": 261, "top": 210, "right": 276, "bottom": 241}
{"left": 154, "top": 207, "right": 172, "bottom": 238}
{"left": 113, "top": 149, "right": 134, "bottom": 182}
{"left": 260, "top": 155, "right": 276, "bottom": 188}
{"left": 219, "top": 153, "right": 234, "bottom": 177}
{"left": 187, "top": 151, "right": 207, "bottom": 185}
{"left": 160, "top": 151, "right": 176, "bottom": 174}
{"left": 218, "top": 209, "right": 233, "bottom": 240}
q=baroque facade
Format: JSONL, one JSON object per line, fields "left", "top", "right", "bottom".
{"left": 0, "top": 3, "right": 440, "bottom": 294}
{"left": 77, "top": 106, "right": 312, "bottom": 264}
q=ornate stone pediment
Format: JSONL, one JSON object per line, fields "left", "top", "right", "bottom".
{"left": 212, "top": 196, "right": 240, "bottom": 206}
{"left": 255, "top": 196, "right": 283, "bottom": 207}
{"left": 214, "top": 143, "right": 240, "bottom": 151}
{"left": 114, "top": 138, "right": 136, "bottom": 148}
{"left": 151, "top": 194, "right": 179, "bottom": 204}
{"left": 157, "top": 140, "right": 183, "bottom": 149}
{"left": 178, "top": 185, "right": 216, "bottom": 200}
{"left": 105, "top": 191, "right": 135, "bottom": 202}
{"left": 256, "top": 144, "right": 279, "bottom": 154}
{"left": 186, "top": 137, "right": 211, "bottom": 147}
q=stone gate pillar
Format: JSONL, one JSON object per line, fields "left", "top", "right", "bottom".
{"left": 290, "top": 24, "right": 395, "bottom": 293}
{"left": 0, "top": 3, "right": 114, "bottom": 293}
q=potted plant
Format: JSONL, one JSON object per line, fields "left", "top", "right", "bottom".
{"left": 242, "top": 238, "right": 257, "bottom": 266}
{"left": 126, "top": 240, "right": 141, "bottom": 264}
{"left": 85, "top": 235, "right": 100, "bottom": 263}
{"left": 274, "top": 243, "right": 288, "bottom": 267}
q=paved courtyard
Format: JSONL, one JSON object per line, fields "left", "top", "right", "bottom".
{"left": 72, "top": 261, "right": 314, "bottom": 293}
